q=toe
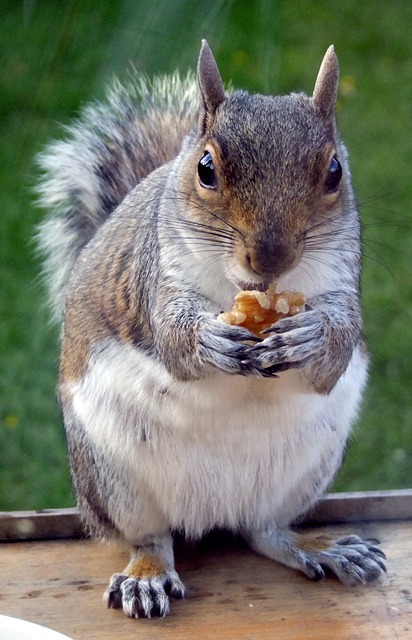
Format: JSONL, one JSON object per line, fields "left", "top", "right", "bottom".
{"left": 120, "top": 577, "right": 142, "bottom": 618}
{"left": 104, "top": 573, "right": 127, "bottom": 609}
{"left": 303, "top": 559, "right": 325, "bottom": 581}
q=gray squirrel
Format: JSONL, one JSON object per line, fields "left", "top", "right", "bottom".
{"left": 36, "top": 40, "right": 386, "bottom": 619}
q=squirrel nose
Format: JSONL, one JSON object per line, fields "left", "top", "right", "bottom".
{"left": 243, "top": 239, "right": 297, "bottom": 278}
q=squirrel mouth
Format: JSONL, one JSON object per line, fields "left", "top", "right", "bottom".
{"left": 233, "top": 279, "right": 274, "bottom": 292}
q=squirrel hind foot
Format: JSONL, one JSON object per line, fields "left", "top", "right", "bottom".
{"left": 246, "top": 528, "right": 386, "bottom": 587}
{"left": 299, "top": 534, "right": 387, "bottom": 586}
{"left": 104, "top": 569, "right": 186, "bottom": 619}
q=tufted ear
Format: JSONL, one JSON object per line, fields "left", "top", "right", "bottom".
{"left": 197, "top": 40, "right": 226, "bottom": 134}
{"left": 312, "top": 45, "right": 339, "bottom": 122}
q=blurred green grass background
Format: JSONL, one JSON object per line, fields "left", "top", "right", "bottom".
{"left": 1, "top": 0, "right": 411, "bottom": 510}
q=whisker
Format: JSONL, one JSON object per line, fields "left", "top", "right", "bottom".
{"left": 160, "top": 187, "right": 246, "bottom": 239}
{"left": 304, "top": 244, "right": 395, "bottom": 278}
{"left": 295, "top": 260, "right": 320, "bottom": 290}
{"left": 358, "top": 188, "right": 408, "bottom": 208}
{"left": 161, "top": 214, "right": 237, "bottom": 243}
{"left": 362, "top": 217, "right": 411, "bottom": 231}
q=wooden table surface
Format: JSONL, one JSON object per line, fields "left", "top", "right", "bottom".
{"left": 1, "top": 518, "right": 412, "bottom": 639}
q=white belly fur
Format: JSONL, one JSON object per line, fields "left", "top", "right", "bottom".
{"left": 66, "top": 340, "right": 367, "bottom": 538}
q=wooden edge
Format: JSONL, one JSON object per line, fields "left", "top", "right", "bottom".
{"left": 305, "top": 488, "right": 412, "bottom": 525}
{"left": 0, "top": 507, "right": 83, "bottom": 541}
{"left": 0, "top": 490, "right": 411, "bottom": 542}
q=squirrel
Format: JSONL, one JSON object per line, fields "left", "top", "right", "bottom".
{"left": 36, "top": 40, "right": 386, "bottom": 619}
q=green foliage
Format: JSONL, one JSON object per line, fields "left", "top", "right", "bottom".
{"left": 1, "top": 0, "right": 411, "bottom": 509}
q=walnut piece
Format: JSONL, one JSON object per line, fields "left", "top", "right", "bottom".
{"left": 218, "top": 285, "right": 305, "bottom": 337}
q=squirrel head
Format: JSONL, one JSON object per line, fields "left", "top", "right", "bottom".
{"left": 179, "top": 41, "right": 347, "bottom": 291}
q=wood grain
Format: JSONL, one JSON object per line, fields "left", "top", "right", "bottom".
{"left": 1, "top": 520, "right": 411, "bottom": 639}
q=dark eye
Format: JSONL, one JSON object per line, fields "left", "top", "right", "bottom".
{"left": 325, "top": 155, "right": 342, "bottom": 193}
{"left": 198, "top": 151, "right": 216, "bottom": 189}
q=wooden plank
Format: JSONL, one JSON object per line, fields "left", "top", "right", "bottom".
{"left": 1, "top": 520, "right": 411, "bottom": 639}
{"left": 0, "top": 508, "right": 82, "bottom": 541}
{"left": 1, "top": 490, "right": 411, "bottom": 541}
{"left": 307, "top": 489, "right": 412, "bottom": 524}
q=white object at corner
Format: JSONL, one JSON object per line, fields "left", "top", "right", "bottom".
{"left": 0, "top": 615, "right": 73, "bottom": 640}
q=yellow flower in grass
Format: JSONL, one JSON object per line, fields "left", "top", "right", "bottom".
{"left": 4, "top": 414, "right": 18, "bottom": 429}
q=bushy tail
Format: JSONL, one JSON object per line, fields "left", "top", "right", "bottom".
{"left": 36, "top": 71, "right": 199, "bottom": 321}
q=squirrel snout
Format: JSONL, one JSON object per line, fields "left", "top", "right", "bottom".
{"left": 240, "top": 238, "right": 299, "bottom": 280}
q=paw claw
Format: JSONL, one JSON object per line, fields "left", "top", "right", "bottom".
{"left": 368, "top": 545, "right": 387, "bottom": 560}
{"left": 304, "top": 560, "right": 325, "bottom": 581}
{"left": 168, "top": 576, "right": 186, "bottom": 599}
{"left": 104, "top": 573, "right": 127, "bottom": 609}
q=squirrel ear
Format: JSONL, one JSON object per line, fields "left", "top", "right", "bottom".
{"left": 312, "top": 45, "right": 339, "bottom": 121}
{"left": 197, "top": 40, "right": 225, "bottom": 133}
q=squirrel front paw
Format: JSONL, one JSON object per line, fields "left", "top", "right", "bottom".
{"left": 250, "top": 309, "right": 327, "bottom": 374}
{"left": 104, "top": 568, "right": 185, "bottom": 618}
{"left": 198, "top": 315, "right": 261, "bottom": 375}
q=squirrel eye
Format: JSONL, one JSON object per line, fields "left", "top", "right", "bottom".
{"left": 325, "top": 155, "right": 342, "bottom": 193}
{"left": 198, "top": 151, "right": 216, "bottom": 189}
